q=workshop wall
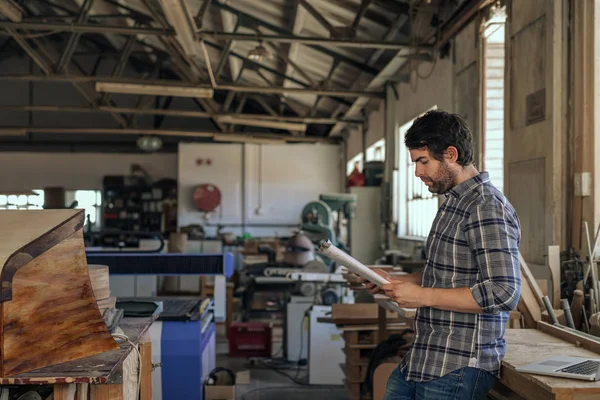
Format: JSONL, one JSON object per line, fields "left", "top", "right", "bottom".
{"left": 0, "top": 152, "right": 177, "bottom": 190}
{"left": 177, "top": 142, "right": 343, "bottom": 238}
{"left": 504, "top": 0, "right": 567, "bottom": 265}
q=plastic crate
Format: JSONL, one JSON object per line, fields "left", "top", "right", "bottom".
{"left": 228, "top": 322, "right": 272, "bottom": 358}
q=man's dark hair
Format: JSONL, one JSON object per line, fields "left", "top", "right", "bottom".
{"left": 404, "top": 110, "right": 474, "bottom": 166}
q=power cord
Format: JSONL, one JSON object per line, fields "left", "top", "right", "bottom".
{"left": 112, "top": 333, "right": 142, "bottom": 399}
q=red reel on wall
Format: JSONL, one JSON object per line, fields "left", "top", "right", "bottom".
{"left": 193, "top": 184, "right": 221, "bottom": 213}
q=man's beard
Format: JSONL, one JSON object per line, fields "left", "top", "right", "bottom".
{"left": 425, "top": 162, "right": 456, "bottom": 194}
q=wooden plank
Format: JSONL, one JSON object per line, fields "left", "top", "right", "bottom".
{"left": 517, "top": 270, "right": 543, "bottom": 328}
{"left": 537, "top": 321, "right": 600, "bottom": 354}
{"left": 89, "top": 384, "right": 123, "bottom": 400}
{"left": 519, "top": 251, "right": 545, "bottom": 305}
{"left": 0, "top": 212, "right": 118, "bottom": 376}
{"left": 139, "top": 335, "right": 152, "bottom": 400}
{"left": 54, "top": 384, "right": 77, "bottom": 400}
{"left": 76, "top": 383, "right": 89, "bottom": 400}
{"left": 547, "top": 245, "right": 561, "bottom": 308}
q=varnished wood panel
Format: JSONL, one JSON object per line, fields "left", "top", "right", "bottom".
{"left": 0, "top": 210, "right": 83, "bottom": 301}
{"left": 510, "top": 17, "right": 546, "bottom": 132}
{"left": 508, "top": 158, "right": 546, "bottom": 265}
{"left": 0, "top": 210, "right": 117, "bottom": 376}
{"left": 455, "top": 62, "right": 481, "bottom": 168}
{"left": 454, "top": 19, "right": 479, "bottom": 74}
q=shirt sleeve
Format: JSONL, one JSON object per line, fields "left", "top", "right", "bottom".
{"left": 464, "top": 202, "right": 521, "bottom": 314}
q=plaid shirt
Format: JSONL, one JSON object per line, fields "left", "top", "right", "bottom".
{"left": 399, "top": 172, "right": 521, "bottom": 382}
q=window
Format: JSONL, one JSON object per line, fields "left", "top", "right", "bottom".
{"left": 481, "top": 5, "right": 506, "bottom": 192}
{"left": 396, "top": 108, "right": 439, "bottom": 238}
{"left": 346, "top": 139, "right": 386, "bottom": 175}
{"left": 0, "top": 190, "right": 44, "bottom": 210}
{"left": 366, "top": 139, "right": 385, "bottom": 162}
{"left": 347, "top": 153, "right": 363, "bottom": 176}
{"left": 65, "top": 190, "right": 102, "bottom": 230}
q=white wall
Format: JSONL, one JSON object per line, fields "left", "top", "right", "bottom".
{"left": 0, "top": 152, "right": 177, "bottom": 190}
{"left": 177, "top": 142, "right": 343, "bottom": 237}
{"left": 395, "top": 57, "right": 455, "bottom": 128}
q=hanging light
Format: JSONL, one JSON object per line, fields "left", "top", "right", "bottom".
{"left": 248, "top": 41, "right": 270, "bottom": 62}
{"left": 137, "top": 135, "right": 163, "bottom": 152}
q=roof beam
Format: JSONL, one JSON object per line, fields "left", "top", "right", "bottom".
{"left": 0, "top": 74, "right": 380, "bottom": 97}
{"left": 0, "top": 20, "right": 175, "bottom": 35}
{"left": 0, "top": 126, "right": 338, "bottom": 143}
{"left": 194, "top": 0, "right": 212, "bottom": 29}
{"left": 213, "top": 1, "right": 379, "bottom": 76}
{"left": 329, "top": 13, "right": 409, "bottom": 127}
{"left": 351, "top": 0, "right": 373, "bottom": 31}
{"left": 283, "top": 0, "right": 305, "bottom": 89}
{"left": 0, "top": 104, "right": 361, "bottom": 124}
{"left": 214, "top": 17, "right": 240, "bottom": 78}
{"left": 297, "top": 0, "right": 336, "bottom": 37}
{"left": 55, "top": 0, "right": 94, "bottom": 73}
{"left": 141, "top": 0, "right": 224, "bottom": 131}
{"left": 198, "top": 32, "right": 430, "bottom": 50}
{"left": 218, "top": 2, "right": 242, "bottom": 81}
{"left": 0, "top": 6, "right": 128, "bottom": 127}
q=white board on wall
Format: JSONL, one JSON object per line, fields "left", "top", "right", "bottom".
{"left": 244, "top": 143, "right": 343, "bottom": 225}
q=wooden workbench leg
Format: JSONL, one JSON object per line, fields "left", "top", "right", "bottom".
{"left": 89, "top": 384, "right": 124, "bottom": 400}
{"left": 139, "top": 333, "right": 153, "bottom": 400}
{"left": 54, "top": 384, "right": 77, "bottom": 400}
{"left": 378, "top": 306, "right": 387, "bottom": 341}
{"left": 75, "top": 383, "right": 89, "bottom": 400}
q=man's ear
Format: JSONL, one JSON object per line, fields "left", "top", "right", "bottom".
{"left": 444, "top": 146, "right": 459, "bottom": 162}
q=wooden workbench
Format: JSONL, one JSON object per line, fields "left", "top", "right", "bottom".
{"left": 0, "top": 316, "right": 156, "bottom": 400}
{"left": 501, "top": 324, "right": 600, "bottom": 400}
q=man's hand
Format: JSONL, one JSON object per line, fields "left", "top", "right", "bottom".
{"left": 382, "top": 281, "right": 427, "bottom": 308}
{"left": 360, "top": 269, "right": 391, "bottom": 295}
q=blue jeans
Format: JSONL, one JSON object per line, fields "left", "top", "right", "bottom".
{"left": 383, "top": 366, "right": 497, "bottom": 400}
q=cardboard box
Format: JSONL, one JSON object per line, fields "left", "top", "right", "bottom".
{"left": 204, "top": 370, "right": 250, "bottom": 400}
{"left": 204, "top": 385, "right": 235, "bottom": 400}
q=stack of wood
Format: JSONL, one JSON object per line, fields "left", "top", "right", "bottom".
{"left": 88, "top": 264, "right": 116, "bottom": 315}
{"left": 330, "top": 304, "right": 413, "bottom": 400}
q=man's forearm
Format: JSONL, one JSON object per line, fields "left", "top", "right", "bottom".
{"left": 393, "top": 271, "right": 423, "bottom": 285}
{"left": 423, "top": 287, "right": 483, "bottom": 314}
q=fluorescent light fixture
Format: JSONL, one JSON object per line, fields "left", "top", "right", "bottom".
{"left": 215, "top": 116, "right": 307, "bottom": 132}
{"left": 95, "top": 82, "right": 213, "bottom": 98}
{"left": 0, "top": 0, "right": 23, "bottom": 22}
{"left": 213, "top": 134, "right": 284, "bottom": 144}
{"left": 0, "top": 128, "right": 26, "bottom": 136}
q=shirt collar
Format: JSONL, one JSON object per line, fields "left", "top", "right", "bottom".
{"left": 445, "top": 171, "right": 489, "bottom": 199}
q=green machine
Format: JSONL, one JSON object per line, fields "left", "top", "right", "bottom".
{"left": 300, "top": 193, "right": 357, "bottom": 253}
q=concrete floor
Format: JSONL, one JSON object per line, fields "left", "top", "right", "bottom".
{"left": 214, "top": 324, "right": 350, "bottom": 400}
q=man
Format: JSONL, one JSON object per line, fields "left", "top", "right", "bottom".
{"left": 364, "top": 110, "right": 521, "bottom": 399}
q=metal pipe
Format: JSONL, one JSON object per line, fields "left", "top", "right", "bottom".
{"left": 542, "top": 296, "right": 558, "bottom": 325}
{"left": 561, "top": 299, "right": 576, "bottom": 329}
{"left": 198, "top": 31, "right": 432, "bottom": 51}
{"left": 0, "top": 20, "right": 175, "bottom": 36}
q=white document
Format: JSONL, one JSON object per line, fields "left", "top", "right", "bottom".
{"left": 317, "top": 240, "right": 405, "bottom": 312}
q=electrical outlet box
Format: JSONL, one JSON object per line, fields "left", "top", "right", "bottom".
{"left": 574, "top": 172, "right": 592, "bottom": 196}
